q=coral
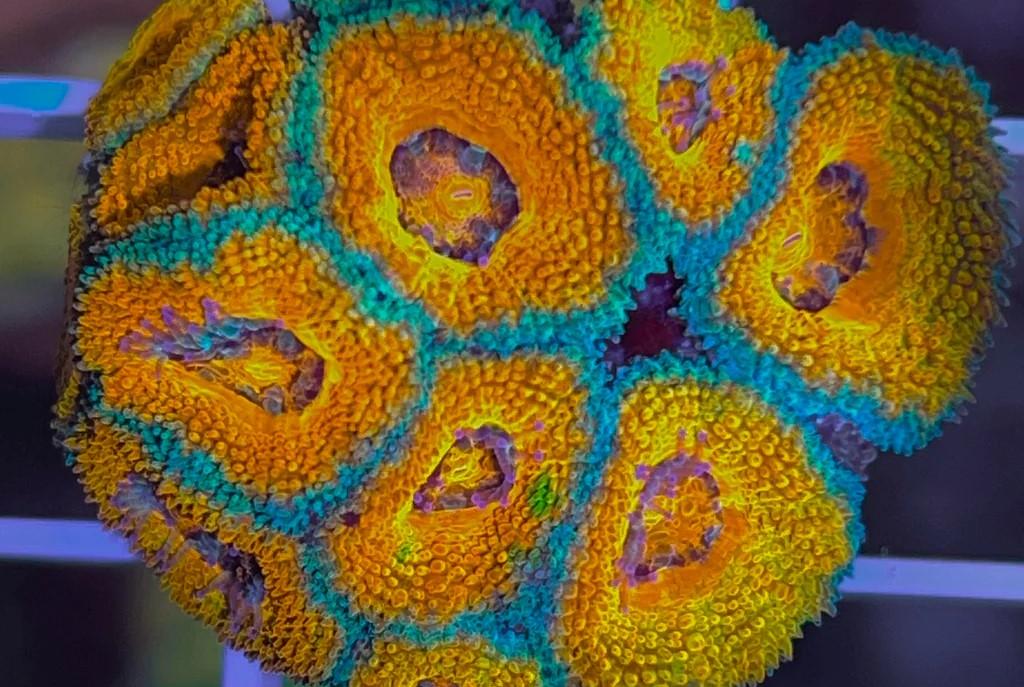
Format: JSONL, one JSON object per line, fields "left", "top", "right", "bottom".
{"left": 351, "top": 638, "right": 541, "bottom": 686}
{"left": 716, "top": 35, "right": 1011, "bottom": 422}
{"left": 56, "top": 0, "right": 1014, "bottom": 685}
{"left": 321, "top": 14, "right": 633, "bottom": 331}
{"left": 329, "top": 354, "right": 588, "bottom": 622}
{"left": 554, "top": 379, "right": 855, "bottom": 686}
{"left": 68, "top": 418, "right": 341, "bottom": 680}
{"left": 85, "top": 0, "right": 270, "bottom": 150}
{"left": 93, "top": 22, "right": 303, "bottom": 236}
{"left": 595, "top": 0, "right": 785, "bottom": 225}
{"left": 74, "top": 228, "right": 419, "bottom": 496}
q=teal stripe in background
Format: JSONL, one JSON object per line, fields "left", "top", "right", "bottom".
{"left": 0, "top": 79, "right": 69, "bottom": 112}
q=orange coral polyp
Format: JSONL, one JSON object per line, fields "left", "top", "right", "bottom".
{"left": 596, "top": 0, "right": 784, "bottom": 225}
{"left": 329, "top": 354, "right": 588, "bottom": 622}
{"left": 85, "top": 0, "right": 268, "bottom": 150}
{"left": 94, "top": 24, "right": 302, "bottom": 237}
{"left": 718, "top": 44, "right": 1008, "bottom": 417}
{"left": 324, "top": 17, "right": 631, "bottom": 330}
{"left": 75, "top": 228, "right": 419, "bottom": 496}
{"left": 556, "top": 379, "right": 854, "bottom": 687}
{"left": 69, "top": 419, "right": 341, "bottom": 681}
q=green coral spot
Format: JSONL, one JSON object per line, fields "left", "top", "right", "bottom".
{"left": 395, "top": 540, "right": 414, "bottom": 565}
{"left": 526, "top": 469, "right": 557, "bottom": 518}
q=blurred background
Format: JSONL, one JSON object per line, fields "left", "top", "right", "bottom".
{"left": 0, "top": 1, "right": 1021, "bottom": 686}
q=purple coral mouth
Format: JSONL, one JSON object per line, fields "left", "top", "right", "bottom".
{"left": 772, "top": 161, "right": 879, "bottom": 312}
{"left": 616, "top": 431, "right": 723, "bottom": 588}
{"left": 412, "top": 425, "right": 517, "bottom": 512}
{"left": 110, "top": 475, "right": 265, "bottom": 637}
{"left": 119, "top": 298, "right": 325, "bottom": 414}
{"left": 657, "top": 58, "right": 727, "bottom": 154}
{"left": 390, "top": 128, "right": 520, "bottom": 267}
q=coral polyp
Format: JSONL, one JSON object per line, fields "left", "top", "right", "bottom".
{"left": 554, "top": 378, "right": 857, "bottom": 686}
{"left": 56, "top": 0, "right": 1015, "bottom": 685}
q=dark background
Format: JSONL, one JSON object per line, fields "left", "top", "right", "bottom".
{"left": 0, "top": 1, "right": 1021, "bottom": 686}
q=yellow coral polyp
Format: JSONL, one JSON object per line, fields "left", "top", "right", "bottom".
{"left": 595, "top": 0, "right": 784, "bottom": 225}
{"left": 329, "top": 354, "right": 588, "bottom": 621}
{"left": 94, "top": 24, "right": 302, "bottom": 237}
{"left": 69, "top": 419, "right": 341, "bottom": 681}
{"left": 351, "top": 638, "right": 540, "bottom": 686}
{"left": 75, "top": 228, "right": 419, "bottom": 495}
{"left": 85, "top": 0, "right": 268, "bottom": 150}
{"left": 718, "top": 41, "right": 1009, "bottom": 418}
{"left": 323, "top": 16, "right": 632, "bottom": 331}
{"left": 555, "top": 379, "right": 854, "bottom": 686}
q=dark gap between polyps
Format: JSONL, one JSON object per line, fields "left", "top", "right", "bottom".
{"left": 603, "top": 265, "right": 709, "bottom": 376}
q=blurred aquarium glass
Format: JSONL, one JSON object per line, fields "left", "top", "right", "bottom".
{"left": 0, "top": 0, "right": 1021, "bottom": 686}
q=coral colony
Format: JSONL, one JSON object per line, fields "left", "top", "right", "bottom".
{"left": 54, "top": 0, "right": 1015, "bottom": 685}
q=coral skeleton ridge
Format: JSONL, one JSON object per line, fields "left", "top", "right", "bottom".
{"left": 56, "top": 0, "right": 1015, "bottom": 685}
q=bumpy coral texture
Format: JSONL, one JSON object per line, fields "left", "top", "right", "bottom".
{"left": 57, "top": 0, "right": 1014, "bottom": 686}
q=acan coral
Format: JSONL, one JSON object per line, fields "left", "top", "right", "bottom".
{"left": 55, "top": 0, "right": 1016, "bottom": 685}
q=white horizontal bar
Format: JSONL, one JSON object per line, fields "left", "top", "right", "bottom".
{"left": 2, "top": 518, "right": 1023, "bottom": 604}
{"left": 996, "top": 117, "right": 1024, "bottom": 157}
{"left": 0, "top": 516, "right": 134, "bottom": 563}
{"left": 842, "top": 555, "right": 1024, "bottom": 602}
{"left": 0, "top": 74, "right": 1022, "bottom": 154}
{"left": 223, "top": 647, "right": 285, "bottom": 687}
